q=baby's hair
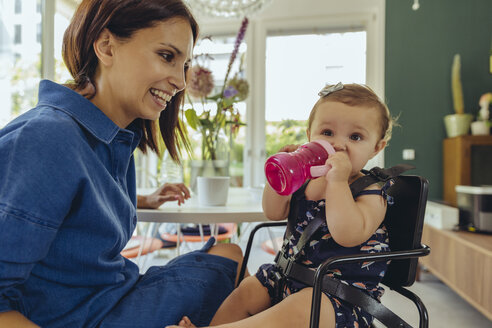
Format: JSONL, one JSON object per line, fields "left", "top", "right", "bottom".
{"left": 308, "top": 83, "right": 395, "bottom": 143}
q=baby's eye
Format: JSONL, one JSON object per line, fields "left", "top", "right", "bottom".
{"left": 322, "top": 129, "right": 333, "bottom": 136}
{"left": 350, "top": 134, "right": 362, "bottom": 141}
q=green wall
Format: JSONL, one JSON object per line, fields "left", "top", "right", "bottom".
{"left": 385, "top": 0, "right": 492, "bottom": 201}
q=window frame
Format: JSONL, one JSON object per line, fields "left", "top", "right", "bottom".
{"left": 201, "top": 9, "right": 385, "bottom": 187}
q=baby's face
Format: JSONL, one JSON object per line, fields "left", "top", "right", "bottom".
{"left": 307, "top": 100, "right": 386, "bottom": 176}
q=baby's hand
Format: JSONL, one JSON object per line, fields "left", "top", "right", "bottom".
{"left": 324, "top": 152, "right": 352, "bottom": 183}
{"left": 278, "top": 144, "right": 300, "bottom": 153}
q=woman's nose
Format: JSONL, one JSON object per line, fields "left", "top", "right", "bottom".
{"left": 169, "top": 66, "right": 187, "bottom": 92}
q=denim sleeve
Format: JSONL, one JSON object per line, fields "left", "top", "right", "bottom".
{"left": 0, "top": 116, "right": 80, "bottom": 313}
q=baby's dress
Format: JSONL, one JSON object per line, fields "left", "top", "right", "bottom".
{"left": 255, "top": 189, "right": 390, "bottom": 328}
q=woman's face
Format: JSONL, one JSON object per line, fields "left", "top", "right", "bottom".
{"left": 93, "top": 17, "right": 193, "bottom": 127}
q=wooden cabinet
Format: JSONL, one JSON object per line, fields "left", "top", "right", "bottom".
{"left": 420, "top": 224, "right": 492, "bottom": 321}
{"left": 443, "top": 135, "right": 492, "bottom": 206}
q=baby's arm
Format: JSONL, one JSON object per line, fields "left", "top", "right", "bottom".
{"left": 262, "top": 183, "right": 291, "bottom": 221}
{"left": 262, "top": 144, "right": 299, "bottom": 221}
{"left": 323, "top": 152, "right": 387, "bottom": 247}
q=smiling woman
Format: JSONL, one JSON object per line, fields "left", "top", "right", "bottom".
{"left": 0, "top": 1, "right": 246, "bottom": 327}
{"left": 62, "top": 0, "right": 196, "bottom": 161}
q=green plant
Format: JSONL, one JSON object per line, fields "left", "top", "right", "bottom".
{"left": 451, "top": 54, "right": 465, "bottom": 115}
{"left": 265, "top": 119, "right": 308, "bottom": 157}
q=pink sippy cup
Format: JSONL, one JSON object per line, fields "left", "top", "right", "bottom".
{"left": 264, "top": 140, "right": 336, "bottom": 195}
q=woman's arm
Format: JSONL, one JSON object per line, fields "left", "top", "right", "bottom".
{"left": 0, "top": 311, "right": 40, "bottom": 328}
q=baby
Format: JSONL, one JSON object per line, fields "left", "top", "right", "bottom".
{"left": 168, "top": 83, "right": 395, "bottom": 328}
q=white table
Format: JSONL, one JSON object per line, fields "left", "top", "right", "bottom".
{"left": 137, "top": 187, "right": 267, "bottom": 223}
{"left": 134, "top": 187, "right": 271, "bottom": 264}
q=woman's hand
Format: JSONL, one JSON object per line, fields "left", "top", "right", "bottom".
{"left": 138, "top": 183, "right": 191, "bottom": 209}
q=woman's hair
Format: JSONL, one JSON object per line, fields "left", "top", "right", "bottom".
{"left": 62, "top": 0, "right": 199, "bottom": 161}
{"left": 308, "top": 83, "right": 395, "bottom": 143}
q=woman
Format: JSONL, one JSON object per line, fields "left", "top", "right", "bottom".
{"left": 0, "top": 1, "right": 243, "bottom": 327}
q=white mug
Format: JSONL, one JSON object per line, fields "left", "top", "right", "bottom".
{"left": 197, "top": 176, "right": 230, "bottom": 206}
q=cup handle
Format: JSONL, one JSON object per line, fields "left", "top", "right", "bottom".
{"left": 310, "top": 165, "right": 330, "bottom": 177}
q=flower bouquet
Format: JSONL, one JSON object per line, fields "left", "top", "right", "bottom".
{"left": 184, "top": 17, "right": 249, "bottom": 161}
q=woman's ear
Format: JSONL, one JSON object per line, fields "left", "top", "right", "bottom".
{"left": 93, "top": 28, "right": 115, "bottom": 67}
{"left": 371, "top": 139, "right": 387, "bottom": 158}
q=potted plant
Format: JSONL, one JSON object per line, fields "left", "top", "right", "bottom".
{"left": 471, "top": 92, "right": 492, "bottom": 135}
{"left": 444, "top": 54, "right": 473, "bottom": 138}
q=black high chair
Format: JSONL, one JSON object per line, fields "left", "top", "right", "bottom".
{"left": 238, "top": 175, "right": 430, "bottom": 328}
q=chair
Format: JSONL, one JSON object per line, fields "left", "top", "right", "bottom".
{"left": 122, "top": 223, "right": 238, "bottom": 260}
{"left": 238, "top": 175, "right": 430, "bottom": 328}
{"left": 160, "top": 223, "right": 238, "bottom": 247}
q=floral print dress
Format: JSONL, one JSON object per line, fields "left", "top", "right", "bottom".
{"left": 255, "top": 182, "right": 392, "bottom": 328}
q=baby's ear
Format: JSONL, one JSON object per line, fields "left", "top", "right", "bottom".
{"left": 371, "top": 139, "right": 386, "bottom": 158}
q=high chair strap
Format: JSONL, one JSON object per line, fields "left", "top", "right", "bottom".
{"left": 350, "top": 164, "right": 415, "bottom": 197}
{"left": 275, "top": 256, "right": 413, "bottom": 328}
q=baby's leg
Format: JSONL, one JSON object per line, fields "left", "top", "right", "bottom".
{"left": 166, "top": 287, "right": 335, "bottom": 328}
{"left": 209, "top": 275, "right": 271, "bottom": 325}
{"left": 220, "top": 287, "right": 334, "bottom": 328}
{"left": 206, "top": 242, "right": 249, "bottom": 286}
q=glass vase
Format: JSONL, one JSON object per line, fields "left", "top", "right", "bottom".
{"left": 189, "top": 129, "right": 230, "bottom": 192}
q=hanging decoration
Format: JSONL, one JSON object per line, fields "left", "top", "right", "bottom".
{"left": 186, "top": 0, "right": 272, "bottom": 18}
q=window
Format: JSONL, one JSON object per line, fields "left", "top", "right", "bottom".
{"left": 15, "top": 0, "right": 22, "bottom": 14}
{"left": 54, "top": 5, "right": 73, "bottom": 84}
{"left": 14, "top": 25, "right": 22, "bottom": 44}
{"left": 264, "top": 31, "right": 366, "bottom": 157}
{"left": 36, "top": 23, "right": 42, "bottom": 43}
{"left": 0, "top": 0, "right": 77, "bottom": 127}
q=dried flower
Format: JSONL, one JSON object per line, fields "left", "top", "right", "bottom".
{"left": 226, "top": 74, "right": 249, "bottom": 101}
{"left": 223, "top": 17, "right": 249, "bottom": 88}
{"left": 187, "top": 65, "right": 215, "bottom": 99}
{"left": 223, "top": 86, "right": 239, "bottom": 99}
{"left": 478, "top": 92, "right": 492, "bottom": 121}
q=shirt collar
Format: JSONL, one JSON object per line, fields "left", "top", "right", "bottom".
{"left": 37, "top": 80, "right": 142, "bottom": 146}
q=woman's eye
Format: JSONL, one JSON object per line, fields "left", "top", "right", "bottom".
{"left": 350, "top": 134, "right": 362, "bottom": 141}
{"left": 159, "top": 52, "right": 174, "bottom": 62}
{"left": 322, "top": 130, "right": 333, "bottom": 136}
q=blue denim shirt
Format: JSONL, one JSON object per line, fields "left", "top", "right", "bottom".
{"left": 0, "top": 80, "right": 142, "bottom": 327}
